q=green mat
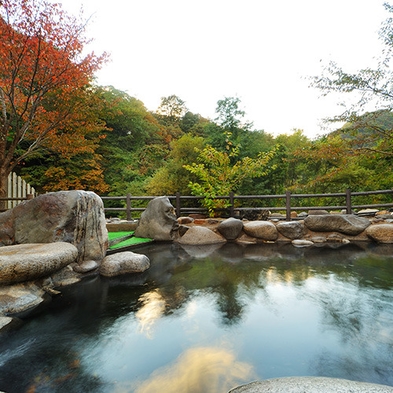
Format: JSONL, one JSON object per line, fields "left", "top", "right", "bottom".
{"left": 108, "top": 231, "right": 152, "bottom": 250}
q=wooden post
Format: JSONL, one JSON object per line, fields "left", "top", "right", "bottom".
{"left": 176, "top": 192, "right": 181, "bottom": 218}
{"left": 346, "top": 188, "right": 352, "bottom": 214}
{"left": 126, "top": 193, "right": 132, "bottom": 221}
{"left": 286, "top": 191, "right": 291, "bottom": 221}
{"left": 229, "top": 191, "right": 234, "bottom": 217}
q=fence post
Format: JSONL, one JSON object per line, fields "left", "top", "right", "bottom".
{"left": 229, "top": 191, "right": 234, "bottom": 217}
{"left": 286, "top": 191, "right": 291, "bottom": 221}
{"left": 346, "top": 188, "right": 352, "bottom": 214}
{"left": 176, "top": 192, "right": 181, "bottom": 218}
{"left": 126, "top": 194, "right": 132, "bottom": 221}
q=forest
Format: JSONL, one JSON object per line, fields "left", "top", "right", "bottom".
{"left": 1, "top": 0, "right": 393, "bottom": 213}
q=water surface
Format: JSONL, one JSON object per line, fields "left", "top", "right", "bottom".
{"left": 1, "top": 242, "right": 393, "bottom": 393}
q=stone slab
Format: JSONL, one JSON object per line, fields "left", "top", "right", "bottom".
{"left": 0, "top": 242, "right": 78, "bottom": 284}
{"left": 229, "top": 377, "right": 393, "bottom": 393}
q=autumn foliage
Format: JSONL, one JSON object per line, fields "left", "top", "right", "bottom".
{"left": 0, "top": 0, "right": 108, "bottom": 195}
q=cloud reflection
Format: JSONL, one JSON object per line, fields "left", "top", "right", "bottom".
{"left": 135, "top": 290, "right": 166, "bottom": 338}
{"left": 130, "top": 346, "right": 255, "bottom": 393}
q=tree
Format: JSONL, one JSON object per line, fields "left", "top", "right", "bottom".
{"left": 214, "top": 97, "right": 252, "bottom": 132}
{"left": 311, "top": 2, "right": 393, "bottom": 157}
{"left": 144, "top": 134, "right": 205, "bottom": 195}
{"left": 0, "top": 0, "right": 107, "bottom": 197}
{"left": 156, "top": 94, "right": 188, "bottom": 121}
{"left": 183, "top": 138, "right": 278, "bottom": 216}
{"left": 204, "top": 97, "right": 253, "bottom": 155}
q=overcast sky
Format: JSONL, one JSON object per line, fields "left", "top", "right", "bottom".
{"left": 59, "top": 0, "right": 387, "bottom": 138}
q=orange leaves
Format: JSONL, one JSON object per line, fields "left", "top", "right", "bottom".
{"left": 0, "top": 0, "right": 108, "bottom": 178}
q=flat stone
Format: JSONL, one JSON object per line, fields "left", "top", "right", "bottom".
{"left": 0, "top": 283, "right": 46, "bottom": 315}
{"left": 358, "top": 208, "right": 379, "bottom": 216}
{"left": 0, "top": 242, "right": 78, "bottom": 284}
{"left": 228, "top": 377, "right": 393, "bottom": 392}
{"left": 304, "top": 214, "right": 370, "bottom": 235}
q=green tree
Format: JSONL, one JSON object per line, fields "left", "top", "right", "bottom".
{"left": 154, "top": 95, "right": 187, "bottom": 142}
{"left": 144, "top": 134, "right": 205, "bottom": 195}
{"left": 215, "top": 97, "right": 252, "bottom": 133}
{"left": 311, "top": 3, "right": 393, "bottom": 157}
{"left": 184, "top": 140, "right": 278, "bottom": 216}
{"left": 96, "top": 87, "right": 168, "bottom": 196}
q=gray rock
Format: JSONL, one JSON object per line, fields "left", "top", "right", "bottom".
{"left": 100, "top": 252, "right": 150, "bottom": 277}
{"left": 50, "top": 265, "right": 82, "bottom": 287}
{"left": 176, "top": 226, "right": 227, "bottom": 245}
{"left": 0, "top": 316, "right": 13, "bottom": 329}
{"left": 310, "top": 236, "right": 327, "bottom": 243}
{"left": 0, "top": 190, "right": 108, "bottom": 264}
{"left": 0, "top": 282, "right": 46, "bottom": 315}
{"left": 366, "top": 223, "right": 393, "bottom": 243}
{"left": 177, "top": 216, "right": 194, "bottom": 225}
{"left": 276, "top": 221, "right": 305, "bottom": 239}
{"left": 308, "top": 209, "right": 330, "bottom": 215}
{"left": 0, "top": 243, "right": 78, "bottom": 284}
{"left": 134, "top": 196, "right": 179, "bottom": 241}
{"left": 304, "top": 214, "right": 370, "bottom": 235}
{"left": 72, "top": 259, "right": 99, "bottom": 273}
{"left": 228, "top": 376, "right": 393, "bottom": 392}
{"left": 358, "top": 208, "right": 379, "bottom": 216}
{"left": 217, "top": 217, "right": 244, "bottom": 240}
{"left": 243, "top": 221, "right": 278, "bottom": 241}
{"left": 292, "top": 239, "right": 314, "bottom": 247}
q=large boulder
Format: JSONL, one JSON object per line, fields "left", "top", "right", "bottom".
{"left": 228, "top": 377, "right": 393, "bottom": 392}
{"left": 134, "top": 196, "right": 179, "bottom": 241}
{"left": 176, "top": 226, "right": 227, "bottom": 245}
{"left": 243, "top": 221, "right": 278, "bottom": 241}
{"left": 304, "top": 214, "right": 370, "bottom": 235}
{"left": 0, "top": 242, "right": 78, "bottom": 285}
{"left": 0, "top": 190, "right": 108, "bottom": 264}
{"left": 366, "top": 223, "right": 393, "bottom": 243}
{"left": 217, "top": 217, "right": 244, "bottom": 240}
{"left": 100, "top": 251, "right": 150, "bottom": 277}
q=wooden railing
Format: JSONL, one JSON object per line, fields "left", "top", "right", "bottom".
{"left": 101, "top": 189, "right": 393, "bottom": 220}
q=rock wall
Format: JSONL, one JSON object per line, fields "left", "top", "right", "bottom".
{"left": 176, "top": 213, "right": 393, "bottom": 246}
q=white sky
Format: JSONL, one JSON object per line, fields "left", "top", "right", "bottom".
{"left": 59, "top": 0, "right": 387, "bottom": 138}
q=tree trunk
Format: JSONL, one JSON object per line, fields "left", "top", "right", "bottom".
{"left": 0, "top": 169, "right": 8, "bottom": 212}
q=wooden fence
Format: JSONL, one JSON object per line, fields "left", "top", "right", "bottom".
{"left": 0, "top": 173, "right": 36, "bottom": 210}
{"left": 101, "top": 189, "right": 393, "bottom": 221}
{"left": 2, "top": 186, "right": 392, "bottom": 219}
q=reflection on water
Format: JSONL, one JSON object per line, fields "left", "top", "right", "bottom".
{"left": 124, "top": 346, "right": 254, "bottom": 393}
{"left": 136, "top": 290, "right": 166, "bottom": 338}
{"left": 1, "top": 242, "right": 393, "bottom": 392}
